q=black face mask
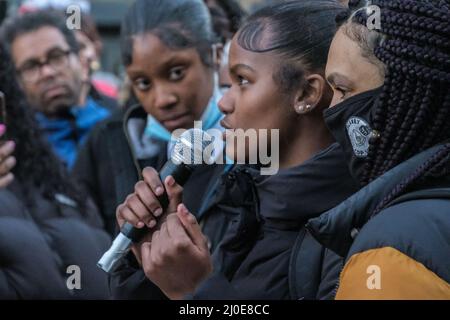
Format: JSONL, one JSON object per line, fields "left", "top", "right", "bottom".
{"left": 323, "top": 87, "right": 383, "bottom": 183}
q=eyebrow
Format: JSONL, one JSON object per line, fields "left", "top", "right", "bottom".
{"left": 229, "top": 63, "right": 255, "bottom": 75}
{"left": 126, "top": 55, "right": 191, "bottom": 79}
{"left": 161, "top": 55, "right": 189, "bottom": 67}
{"left": 150, "top": 55, "right": 192, "bottom": 76}
{"left": 326, "top": 72, "right": 353, "bottom": 87}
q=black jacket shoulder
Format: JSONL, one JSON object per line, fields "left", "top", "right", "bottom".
{"left": 0, "top": 183, "right": 111, "bottom": 299}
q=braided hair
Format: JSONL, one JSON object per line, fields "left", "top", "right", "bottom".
{"left": 338, "top": 0, "right": 450, "bottom": 215}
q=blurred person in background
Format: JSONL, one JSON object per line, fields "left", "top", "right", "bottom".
{"left": 73, "top": 0, "right": 227, "bottom": 246}
{"left": 0, "top": 10, "right": 113, "bottom": 169}
{"left": 18, "top": 0, "right": 121, "bottom": 101}
{"left": 75, "top": 12, "right": 120, "bottom": 106}
{"left": 205, "top": 0, "right": 245, "bottom": 91}
{"left": 0, "top": 43, "right": 110, "bottom": 299}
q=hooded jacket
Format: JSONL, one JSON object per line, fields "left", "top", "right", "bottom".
{"left": 192, "top": 143, "right": 359, "bottom": 299}
{"left": 306, "top": 143, "right": 450, "bottom": 299}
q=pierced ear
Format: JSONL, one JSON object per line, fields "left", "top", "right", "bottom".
{"left": 294, "top": 103, "right": 313, "bottom": 115}
{"left": 293, "top": 73, "right": 327, "bottom": 114}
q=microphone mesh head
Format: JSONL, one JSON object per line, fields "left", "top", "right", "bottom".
{"left": 172, "top": 128, "right": 214, "bottom": 165}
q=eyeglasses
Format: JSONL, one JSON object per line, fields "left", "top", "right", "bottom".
{"left": 16, "top": 49, "right": 73, "bottom": 83}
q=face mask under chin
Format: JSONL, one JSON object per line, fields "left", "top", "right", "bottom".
{"left": 323, "top": 87, "right": 383, "bottom": 183}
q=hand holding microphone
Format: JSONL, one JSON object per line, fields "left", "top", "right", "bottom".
{"left": 98, "top": 128, "right": 218, "bottom": 273}
{"left": 116, "top": 169, "right": 183, "bottom": 264}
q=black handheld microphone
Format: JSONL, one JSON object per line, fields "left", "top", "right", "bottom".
{"left": 97, "top": 128, "right": 217, "bottom": 273}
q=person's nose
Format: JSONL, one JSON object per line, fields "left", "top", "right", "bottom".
{"left": 153, "top": 84, "right": 178, "bottom": 110}
{"left": 39, "top": 63, "right": 58, "bottom": 79}
{"left": 218, "top": 90, "right": 234, "bottom": 115}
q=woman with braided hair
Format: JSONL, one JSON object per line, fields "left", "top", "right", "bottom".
{"left": 306, "top": 0, "right": 450, "bottom": 299}
{"left": 0, "top": 44, "right": 111, "bottom": 299}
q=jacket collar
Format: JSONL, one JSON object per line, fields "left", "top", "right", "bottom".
{"left": 124, "top": 104, "right": 148, "bottom": 122}
{"left": 306, "top": 142, "right": 448, "bottom": 257}
{"left": 114, "top": 104, "right": 166, "bottom": 180}
{"left": 254, "top": 143, "right": 359, "bottom": 225}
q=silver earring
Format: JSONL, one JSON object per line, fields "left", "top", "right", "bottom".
{"left": 296, "top": 105, "right": 305, "bottom": 113}
{"left": 305, "top": 104, "right": 312, "bottom": 110}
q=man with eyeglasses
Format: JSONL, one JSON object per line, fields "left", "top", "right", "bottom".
{"left": 0, "top": 10, "right": 112, "bottom": 169}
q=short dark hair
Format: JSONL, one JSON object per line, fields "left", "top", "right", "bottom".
{"left": 237, "top": 0, "right": 345, "bottom": 94}
{"left": 121, "top": 0, "right": 217, "bottom": 67}
{"left": 0, "top": 10, "right": 79, "bottom": 56}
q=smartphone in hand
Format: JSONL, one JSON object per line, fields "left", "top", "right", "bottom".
{"left": 0, "top": 91, "right": 7, "bottom": 142}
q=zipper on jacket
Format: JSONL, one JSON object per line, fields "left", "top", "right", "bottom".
{"left": 305, "top": 222, "right": 344, "bottom": 300}
{"left": 332, "top": 263, "right": 344, "bottom": 299}
{"left": 332, "top": 228, "right": 360, "bottom": 298}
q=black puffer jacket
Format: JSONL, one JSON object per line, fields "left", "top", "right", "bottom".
{"left": 73, "top": 105, "right": 231, "bottom": 299}
{"left": 0, "top": 180, "right": 111, "bottom": 299}
{"left": 306, "top": 143, "right": 450, "bottom": 299}
{"left": 109, "top": 144, "right": 358, "bottom": 300}
{"left": 192, "top": 143, "right": 359, "bottom": 300}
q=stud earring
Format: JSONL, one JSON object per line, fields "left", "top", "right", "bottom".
{"left": 296, "top": 105, "right": 305, "bottom": 113}
{"left": 296, "top": 104, "right": 313, "bottom": 114}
